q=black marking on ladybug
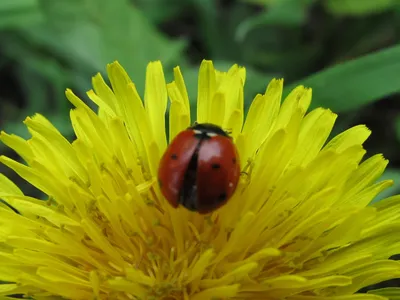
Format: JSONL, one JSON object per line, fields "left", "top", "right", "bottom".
{"left": 193, "top": 130, "right": 214, "bottom": 140}
{"left": 218, "top": 193, "right": 227, "bottom": 202}
{"left": 190, "top": 123, "right": 229, "bottom": 139}
{"left": 211, "top": 163, "right": 221, "bottom": 169}
{"left": 179, "top": 138, "right": 203, "bottom": 212}
{"left": 171, "top": 153, "right": 178, "bottom": 160}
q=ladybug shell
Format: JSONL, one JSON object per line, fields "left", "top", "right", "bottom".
{"left": 158, "top": 124, "right": 240, "bottom": 214}
{"left": 195, "top": 135, "right": 240, "bottom": 213}
{"left": 158, "top": 130, "right": 199, "bottom": 207}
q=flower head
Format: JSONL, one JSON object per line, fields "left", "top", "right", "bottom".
{"left": 1, "top": 60, "right": 400, "bottom": 299}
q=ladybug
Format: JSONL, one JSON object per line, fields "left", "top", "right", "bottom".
{"left": 158, "top": 123, "right": 241, "bottom": 214}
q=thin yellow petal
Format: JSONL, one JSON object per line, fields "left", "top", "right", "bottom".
{"left": 173, "top": 66, "right": 190, "bottom": 113}
{"left": 0, "top": 132, "right": 33, "bottom": 163}
{"left": 291, "top": 108, "right": 337, "bottom": 166}
{"left": 144, "top": 61, "right": 168, "bottom": 153}
{"left": 191, "top": 284, "right": 239, "bottom": 300}
{"left": 167, "top": 81, "right": 190, "bottom": 141}
{"left": 197, "top": 60, "right": 216, "bottom": 123}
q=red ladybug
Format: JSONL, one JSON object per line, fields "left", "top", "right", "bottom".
{"left": 158, "top": 123, "right": 240, "bottom": 214}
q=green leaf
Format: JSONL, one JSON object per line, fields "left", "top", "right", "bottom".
{"left": 22, "top": 0, "right": 187, "bottom": 93}
{"left": 333, "top": 16, "right": 398, "bottom": 61}
{"left": 235, "top": 0, "right": 316, "bottom": 42}
{"left": 0, "top": 0, "right": 37, "bottom": 10}
{"left": 367, "top": 287, "right": 400, "bottom": 299}
{"left": 135, "top": 0, "right": 185, "bottom": 24}
{"left": 1, "top": 36, "right": 71, "bottom": 113}
{"left": 0, "top": 0, "right": 43, "bottom": 29}
{"left": 324, "top": 0, "right": 398, "bottom": 16}
{"left": 285, "top": 44, "right": 400, "bottom": 113}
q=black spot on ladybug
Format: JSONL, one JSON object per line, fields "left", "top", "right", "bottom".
{"left": 171, "top": 154, "right": 178, "bottom": 160}
{"left": 211, "top": 163, "right": 221, "bottom": 169}
{"left": 218, "top": 193, "right": 227, "bottom": 201}
{"left": 232, "top": 158, "right": 237, "bottom": 164}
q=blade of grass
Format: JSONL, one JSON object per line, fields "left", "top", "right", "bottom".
{"left": 285, "top": 44, "right": 400, "bottom": 112}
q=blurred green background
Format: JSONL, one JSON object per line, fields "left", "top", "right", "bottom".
{"left": 1, "top": 0, "right": 400, "bottom": 292}
{"left": 2, "top": 0, "right": 400, "bottom": 198}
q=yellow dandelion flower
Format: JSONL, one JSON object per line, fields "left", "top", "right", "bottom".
{"left": 1, "top": 60, "right": 400, "bottom": 299}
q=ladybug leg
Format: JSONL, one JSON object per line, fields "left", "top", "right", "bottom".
{"left": 240, "top": 157, "right": 254, "bottom": 192}
{"left": 222, "top": 126, "right": 233, "bottom": 135}
{"left": 240, "top": 157, "right": 254, "bottom": 177}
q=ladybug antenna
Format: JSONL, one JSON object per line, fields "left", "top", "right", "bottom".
{"left": 224, "top": 128, "right": 233, "bottom": 135}
{"left": 0, "top": 199, "right": 21, "bottom": 215}
{"left": 187, "top": 121, "right": 199, "bottom": 130}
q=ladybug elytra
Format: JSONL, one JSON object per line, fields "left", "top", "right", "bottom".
{"left": 158, "top": 123, "right": 240, "bottom": 214}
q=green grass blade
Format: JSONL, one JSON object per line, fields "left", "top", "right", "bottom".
{"left": 285, "top": 44, "right": 400, "bottom": 112}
